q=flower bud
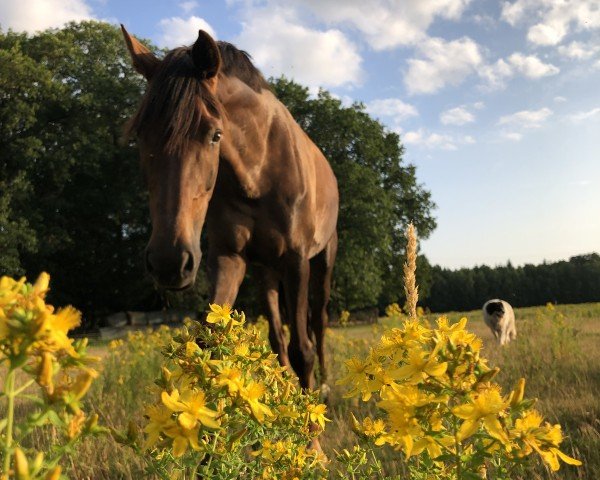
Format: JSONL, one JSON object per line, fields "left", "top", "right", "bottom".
{"left": 37, "top": 352, "right": 54, "bottom": 394}
{"left": 14, "top": 448, "right": 30, "bottom": 480}
{"left": 510, "top": 378, "right": 526, "bottom": 407}
{"left": 44, "top": 466, "right": 61, "bottom": 480}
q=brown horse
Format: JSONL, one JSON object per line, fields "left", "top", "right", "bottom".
{"left": 121, "top": 26, "right": 338, "bottom": 391}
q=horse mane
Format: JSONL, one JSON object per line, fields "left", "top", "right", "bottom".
{"left": 126, "top": 41, "right": 269, "bottom": 154}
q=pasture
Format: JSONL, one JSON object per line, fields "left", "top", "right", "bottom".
{"left": 36, "top": 302, "right": 599, "bottom": 479}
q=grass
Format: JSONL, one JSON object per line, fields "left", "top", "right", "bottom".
{"left": 7, "top": 303, "right": 598, "bottom": 479}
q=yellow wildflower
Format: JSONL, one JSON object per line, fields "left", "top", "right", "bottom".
{"left": 215, "top": 366, "right": 244, "bottom": 395}
{"left": 240, "top": 381, "right": 273, "bottom": 423}
{"left": 512, "top": 410, "right": 581, "bottom": 471}
{"left": 390, "top": 346, "right": 448, "bottom": 385}
{"left": 161, "top": 388, "right": 220, "bottom": 430}
{"left": 453, "top": 385, "right": 510, "bottom": 445}
{"left": 143, "top": 404, "right": 174, "bottom": 450}
{"left": 308, "top": 404, "right": 330, "bottom": 430}
{"left": 163, "top": 423, "right": 202, "bottom": 457}
{"left": 206, "top": 303, "right": 234, "bottom": 325}
{"left": 337, "top": 356, "right": 372, "bottom": 401}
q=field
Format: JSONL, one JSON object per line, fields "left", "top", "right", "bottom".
{"left": 4, "top": 303, "right": 599, "bottom": 479}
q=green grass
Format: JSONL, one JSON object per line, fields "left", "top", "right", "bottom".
{"left": 25, "top": 303, "right": 600, "bottom": 479}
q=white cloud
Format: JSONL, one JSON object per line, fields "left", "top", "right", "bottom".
{"left": 403, "top": 128, "right": 475, "bottom": 150}
{"left": 405, "top": 36, "right": 483, "bottom": 95}
{"left": 497, "top": 107, "right": 553, "bottom": 129}
{"left": 287, "top": 0, "right": 472, "bottom": 50}
{"left": 554, "top": 96, "right": 567, "bottom": 102}
{"left": 558, "top": 41, "right": 599, "bottom": 60}
{"left": 179, "top": 1, "right": 198, "bottom": 14}
{"left": 365, "top": 98, "right": 418, "bottom": 120}
{"left": 473, "top": 101, "right": 485, "bottom": 110}
{"left": 0, "top": 0, "right": 94, "bottom": 33}
{"left": 440, "top": 106, "right": 475, "bottom": 125}
{"left": 501, "top": 131, "right": 523, "bottom": 141}
{"left": 567, "top": 107, "right": 600, "bottom": 123}
{"left": 157, "top": 16, "right": 217, "bottom": 48}
{"left": 235, "top": 9, "right": 362, "bottom": 88}
{"left": 501, "top": 0, "right": 600, "bottom": 46}
{"left": 479, "top": 53, "right": 558, "bottom": 89}
{"left": 508, "top": 53, "right": 559, "bottom": 78}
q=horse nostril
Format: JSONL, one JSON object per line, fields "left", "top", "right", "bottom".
{"left": 182, "top": 251, "right": 195, "bottom": 275}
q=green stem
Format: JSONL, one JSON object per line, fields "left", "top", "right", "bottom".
{"left": 3, "top": 368, "right": 16, "bottom": 474}
{"left": 454, "top": 418, "right": 461, "bottom": 480}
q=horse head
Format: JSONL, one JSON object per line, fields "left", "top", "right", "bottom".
{"left": 122, "top": 26, "right": 223, "bottom": 290}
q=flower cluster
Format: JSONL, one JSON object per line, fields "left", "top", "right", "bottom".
{"left": 131, "top": 304, "right": 328, "bottom": 479}
{"left": 0, "top": 273, "right": 102, "bottom": 480}
{"left": 338, "top": 316, "right": 581, "bottom": 478}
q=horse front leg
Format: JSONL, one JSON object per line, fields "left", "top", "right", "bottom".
{"left": 283, "top": 254, "right": 315, "bottom": 390}
{"left": 208, "top": 252, "right": 247, "bottom": 306}
{"left": 260, "top": 267, "right": 292, "bottom": 371}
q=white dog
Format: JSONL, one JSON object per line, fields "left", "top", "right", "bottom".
{"left": 482, "top": 299, "right": 516, "bottom": 346}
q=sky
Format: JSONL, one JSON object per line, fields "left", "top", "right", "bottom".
{"left": 2, "top": 0, "right": 600, "bottom": 269}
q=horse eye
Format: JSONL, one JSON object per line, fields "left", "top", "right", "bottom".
{"left": 211, "top": 130, "right": 222, "bottom": 143}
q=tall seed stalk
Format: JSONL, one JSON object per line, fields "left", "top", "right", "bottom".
{"left": 403, "top": 223, "right": 419, "bottom": 319}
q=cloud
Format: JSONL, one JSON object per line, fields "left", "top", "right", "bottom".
{"left": 501, "top": 131, "right": 523, "bottom": 141}
{"left": 567, "top": 107, "right": 600, "bottom": 123}
{"left": 157, "top": 16, "right": 217, "bottom": 48}
{"left": 497, "top": 107, "right": 553, "bottom": 128}
{"left": 479, "top": 53, "right": 558, "bottom": 89}
{"left": 404, "top": 36, "right": 483, "bottom": 95}
{"left": 0, "top": 0, "right": 94, "bottom": 33}
{"left": 365, "top": 98, "right": 418, "bottom": 120}
{"left": 403, "top": 128, "right": 475, "bottom": 150}
{"left": 289, "top": 0, "right": 473, "bottom": 50}
{"left": 501, "top": 0, "right": 600, "bottom": 46}
{"left": 558, "top": 41, "right": 600, "bottom": 60}
{"left": 235, "top": 8, "right": 362, "bottom": 88}
{"left": 179, "top": 1, "right": 198, "bottom": 14}
{"left": 554, "top": 96, "right": 567, "bottom": 102}
{"left": 440, "top": 106, "right": 475, "bottom": 125}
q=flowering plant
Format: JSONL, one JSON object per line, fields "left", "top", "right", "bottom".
{"left": 0, "top": 273, "right": 102, "bottom": 480}
{"left": 124, "top": 304, "right": 328, "bottom": 479}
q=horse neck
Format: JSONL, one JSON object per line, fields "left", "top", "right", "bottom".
{"left": 216, "top": 76, "right": 278, "bottom": 198}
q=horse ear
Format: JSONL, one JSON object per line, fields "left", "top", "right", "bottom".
{"left": 121, "top": 24, "right": 160, "bottom": 80}
{"left": 191, "top": 30, "right": 221, "bottom": 79}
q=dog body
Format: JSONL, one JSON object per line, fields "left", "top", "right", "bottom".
{"left": 483, "top": 299, "right": 516, "bottom": 346}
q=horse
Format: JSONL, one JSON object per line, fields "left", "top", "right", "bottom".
{"left": 120, "top": 26, "right": 339, "bottom": 391}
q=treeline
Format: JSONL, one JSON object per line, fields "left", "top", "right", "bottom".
{"left": 0, "top": 21, "right": 436, "bottom": 325}
{"left": 423, "top": 254, "right": 600, "bottom": 312}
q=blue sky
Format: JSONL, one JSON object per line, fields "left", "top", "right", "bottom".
{"left": 3, "top": 0, "right": 600, "bottom": 268}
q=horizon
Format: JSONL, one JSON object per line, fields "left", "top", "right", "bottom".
{"left": 2, "top": 0, "right": 599, "bottom": 269}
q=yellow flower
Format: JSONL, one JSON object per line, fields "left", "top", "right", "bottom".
{"left": 206, "top": 303, "right": 234, "bottom": 325}
{"left": 511, "top": 410, "right": 581, "bottom": 471}
{"left": 337, "top": 356, "right": 372, "bottom": 401}
{"left": 453, "top": 386, "right": 510, "bottom": 445}
{"left": 308, "top": 404, "right": 330, "bottom": 430}
{"left": 161, "top": 388, "right": 220, "bottom": 430}
{"left": 163, "top": 423, "right": 202, "bottom": 457}
{"left": 240, "top": 381, "right": 273, "bottom": 423}
{"left": 390, "top": 346, "right": 448, "bottom": 385}
{"left": 37, "top": 352, "right": 54, "bottom": 393}
{"left": 143, "top": 404, "right": 174, "bottom": 450}
{"left": 215, "top": 366, "right": 244, "bottom": 395}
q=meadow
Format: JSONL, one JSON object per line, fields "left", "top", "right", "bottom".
{"left": 23, "top": 302, "right": 594, "bottom": 479}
